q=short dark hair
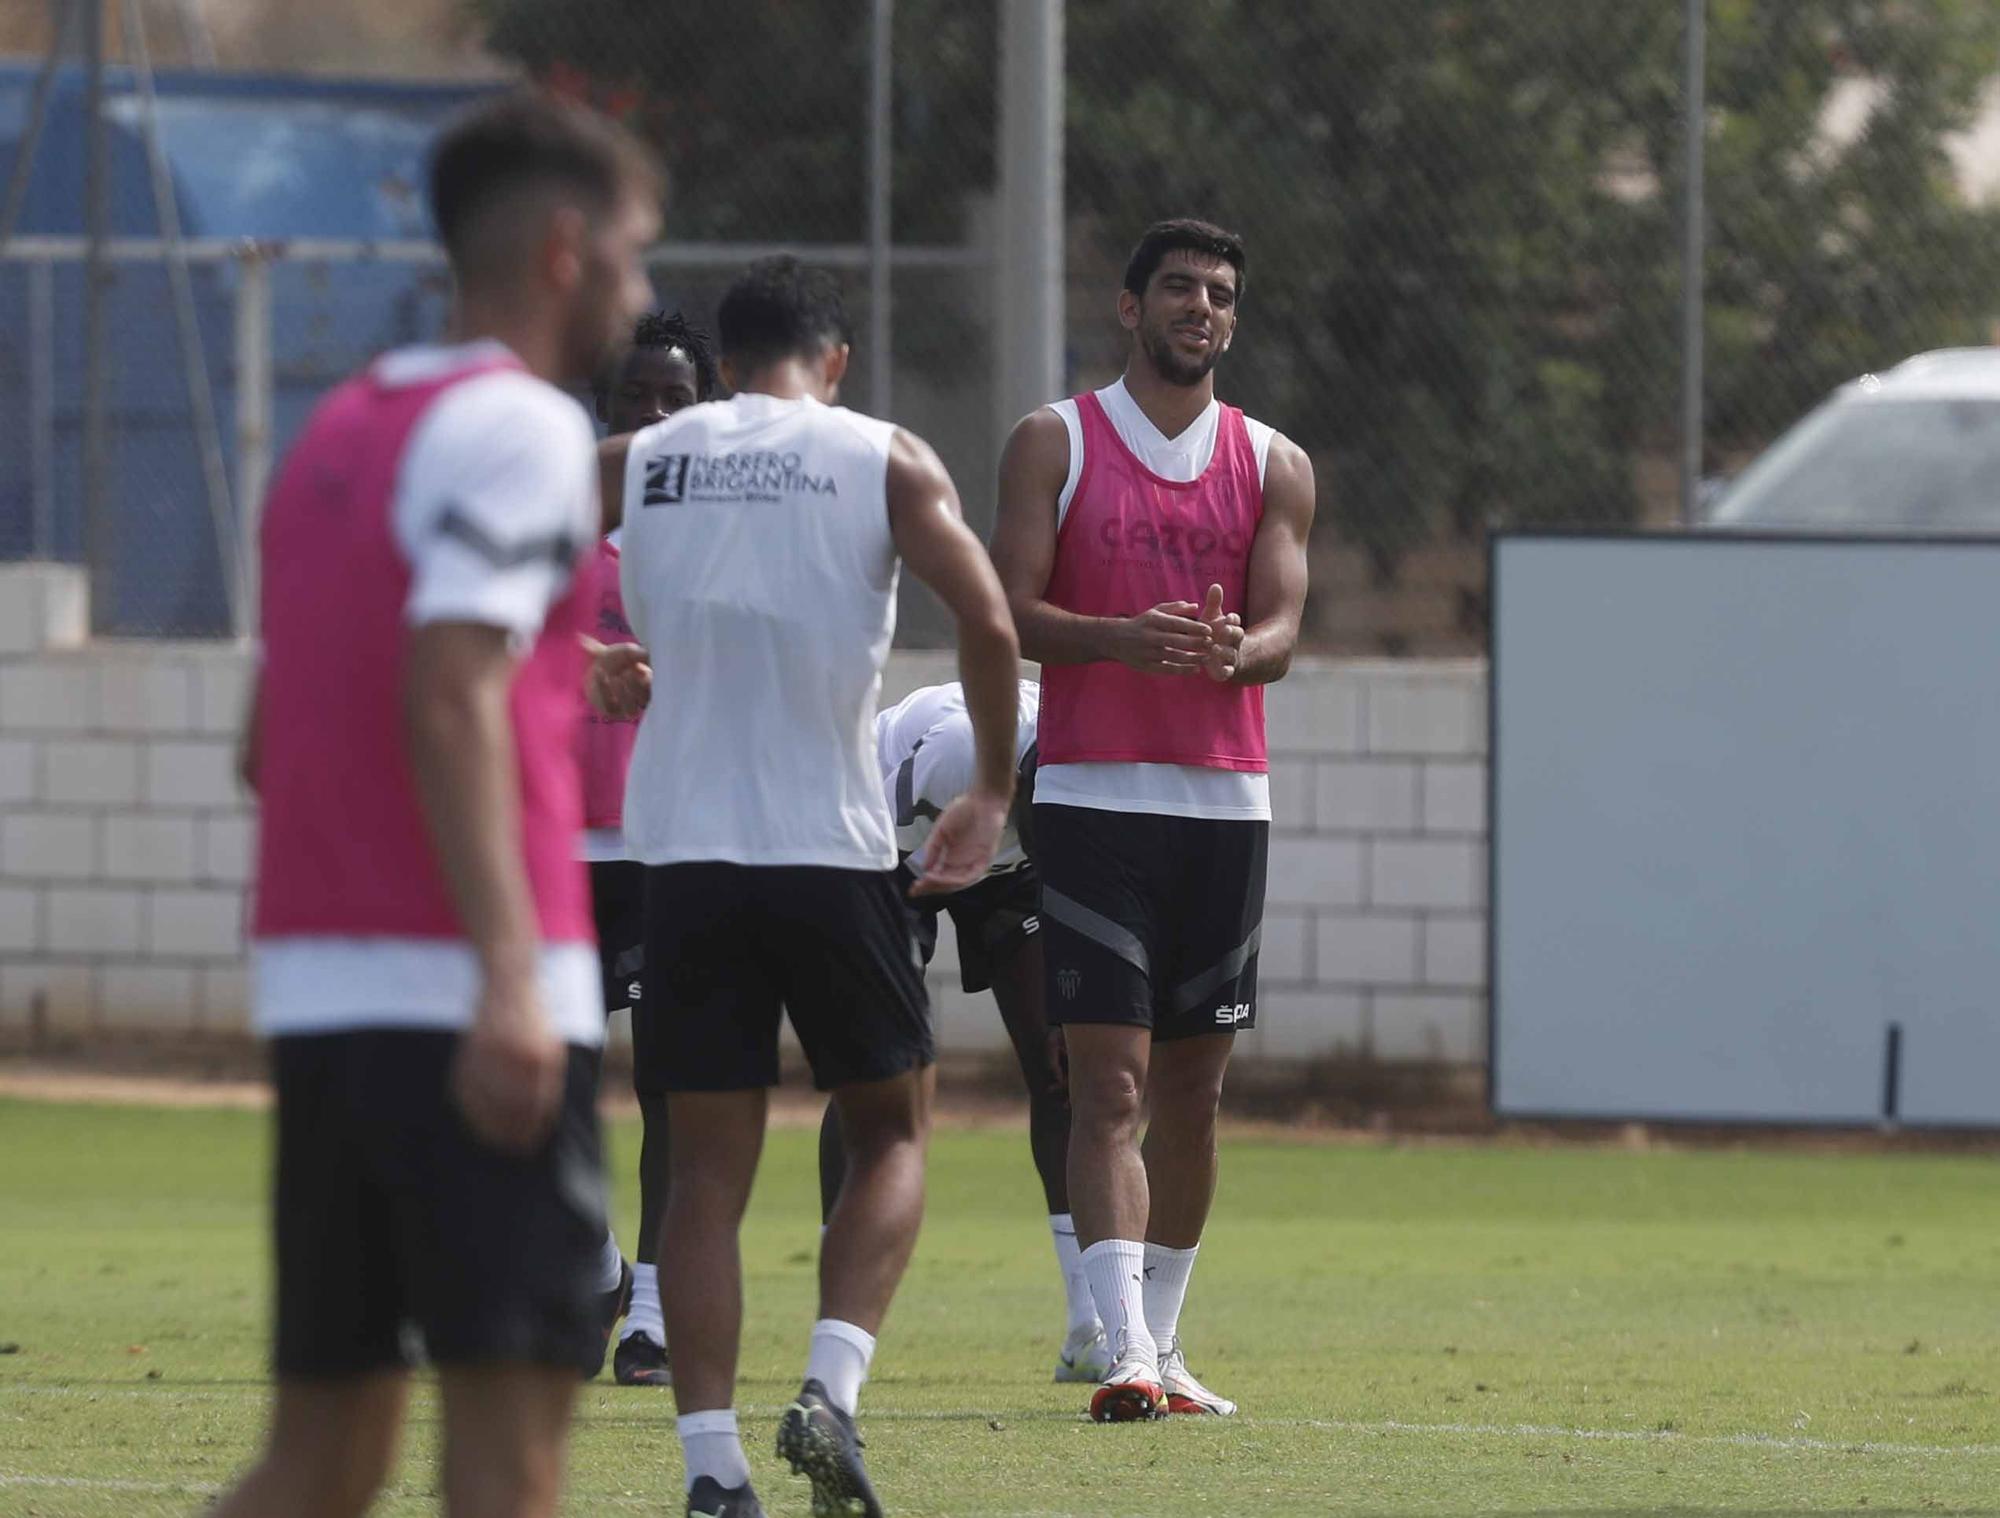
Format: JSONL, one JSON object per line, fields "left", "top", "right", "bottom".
{"left": 716, "top": 256, "right": 851, "bottom": 371}
{"left": 594, "top": 309, "right": 721, "bottom": 404}
{"left": 1121, "top": 218, "right": 1247, "bottom": 302}
{"left": 427, "top": 93, "right": 658, "bottom": 268}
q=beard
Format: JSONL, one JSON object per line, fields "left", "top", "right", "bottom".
{"left": 1141, "top": 321, "right": 1222, "bottom": 387}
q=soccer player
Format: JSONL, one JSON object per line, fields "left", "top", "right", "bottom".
{"left": 816, "top": 678, "right": 1113, "bottom": 1383}
{"left": 217, "top": 96, "right": 657, "bottom": 1518}
{"left": 606, "top": 256, "right": 1020, "bottom": 1518}
{"left": 989, "top": 218, "right": 1316, "bottom": 1423}
{"left": 579, "top": 311, "right": 722, "bottom": 1387}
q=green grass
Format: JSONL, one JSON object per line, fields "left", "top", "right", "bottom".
{"left": 2, "top": 1097, "right": 1998, "bottom": 1516}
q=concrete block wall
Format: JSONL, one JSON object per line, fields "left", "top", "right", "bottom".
{"left": 0, "top": 569, "right": 1489, "bottom": 1065}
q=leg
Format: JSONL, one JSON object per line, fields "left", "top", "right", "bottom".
{"left": 989, "top": 935, "right": 1070, "bottom": 1214}
{"left": 636, "top": 1090, "right": 670, "bottom": 1265}
{"left": 210, "top": 1375, "right": 406, "bottom": 1518}
{"left": 817, "top": 1096, "right": 846, "bottom": 1227}
{"left": 1141, "top": 1031, "right": 1235, "bottom": 1248}
{"left": 819, "top": 1066, "right": 934, "bottom": 1331}
{"left": 1063, "top": 1022, "right": 1151, "bottom": 1248}
{"left": 662, "top": 1087, "right": 768, "bottom": 1414}
{"left": 439, "top": 1365, "right": 577, "bottom": 1518}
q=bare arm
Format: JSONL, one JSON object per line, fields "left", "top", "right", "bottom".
{"left": 990, "top": 409, "right": 1213, "bottom": 673}
{"left": 1229, "top": 435, "right": 1316, "bottom": 685}
{"left": 887, "top": 428, "right": 1020, "bottom": 893}
{"left": 598, "top": 435, "right": 631, "bottom": 531}
{"left": 237, "top": 671, "right": 262, "bottom": 794}
{"left": 404, "top": 622, "right": 561, "bottom": 1151}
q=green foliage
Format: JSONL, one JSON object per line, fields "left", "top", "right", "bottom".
{"left": 473, "top": 0, "right": 2000, "bottom": 560}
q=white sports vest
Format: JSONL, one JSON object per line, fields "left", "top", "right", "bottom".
{"left": 619, "top": 392, "right": 903, "bottom": 869}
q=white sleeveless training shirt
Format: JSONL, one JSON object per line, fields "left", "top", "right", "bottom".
{"left": 619, "top": 392, "right": 903, "bottom": 869}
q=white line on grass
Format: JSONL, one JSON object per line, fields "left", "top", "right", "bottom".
{"left": 8, "top": 1387, "right": 1997, "bottom": 1462}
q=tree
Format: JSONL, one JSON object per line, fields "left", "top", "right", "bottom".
{"left": 476, "top": 0, "right": 2000, "bottom": 578}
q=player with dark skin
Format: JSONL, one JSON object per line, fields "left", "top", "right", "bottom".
{"left": 583, "top": 310, "right": 721, "bottom": 1387}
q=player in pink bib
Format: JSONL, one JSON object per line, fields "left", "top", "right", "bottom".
{"left": 992, "top": 218, "right": 1317, "bottom": 1424}
{"left": 220, "top": 97, "right": 658, "bottom": 1518}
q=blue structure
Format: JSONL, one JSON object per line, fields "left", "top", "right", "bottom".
{"left": 0, "top": 65, "right": 499, "bottom": 634}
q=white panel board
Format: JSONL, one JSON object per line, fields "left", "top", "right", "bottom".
{"left": 1492, "top": 533, "right": 2000, "bottom": 1126}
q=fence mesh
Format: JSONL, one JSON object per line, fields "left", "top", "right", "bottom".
{"left": 5, "top": 1, "right": 2000, "bottom": 648}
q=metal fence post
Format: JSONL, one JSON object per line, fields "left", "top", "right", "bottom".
{"left": 28, "top": 257, "right": 54, "bottom": 559}
{"left": 81, "top": 0, "right": 109, "bottom": 630}
{"left": 1680, "top": 0, "right": 1706, "bottom": 525}
{"left": 867, "top": 0, "right": 893, "bottom": 419}
{"left": 996, "top": 0, "right": 1064, "bottom": 439}
{"left": 233, "top": 245, "right": 273, "bottom": 640}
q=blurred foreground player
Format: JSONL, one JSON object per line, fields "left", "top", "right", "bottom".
{"left": 220, "top": 96, "right": 657, "bottom": 1518}
{"left": 579, "top": 311, "right": 721, "bottom": 1387}
{"left": 604, "top": 257, "right": 1020, "bottom": 1518}
{"left": 817, "top": 679, "right": 1113, "bottom": 1383}
{"left": 991, "top": 219, "right": 1315, "bottom": 1423}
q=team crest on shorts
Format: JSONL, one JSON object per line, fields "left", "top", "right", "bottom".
{"left": 1056, "top": 966, "right": 1082, "bottom": 1001}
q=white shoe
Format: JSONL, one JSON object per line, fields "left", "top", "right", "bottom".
{"left": 1088, "top": 1352, "right": 1163, "bottom": 1423}
{"left": 1053, "top": 1324, "right": 1114, "bottom": 1383}
{"left": 1159, "top": 1338, "right": 1236, "bottom": 1416}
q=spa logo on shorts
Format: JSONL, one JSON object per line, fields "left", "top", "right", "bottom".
{"left": 643, "top": 449, "right": 839, "bottom": 507}
{"left": 1214, "top": 1001, "right": 1252, "bottom": 1026}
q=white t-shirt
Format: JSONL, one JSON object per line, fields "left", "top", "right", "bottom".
{"left": 253, "top": 342, "right": 605, "bottom": 1046}
{"left": 876, "top": 679, "right": 1041, "bottom": 877}
{"left": 1037, "top": 378, "right": 1276, "bottom": 822}
{"left": 620, "top": 392, "right": 905, "bottom": 869}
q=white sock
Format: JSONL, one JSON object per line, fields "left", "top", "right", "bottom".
{"left": 1080, "top": 1238, "right": 1155, "bottom": 1372}
{"left": 1049, "top": 1214, "right": 1101, "bottom": 1340}
{"left": 677, "top": 1409, "right": 750, "bottom": 1493}
{"left": 1142, "top": 1242, "right": 1199, "bottom": 1352}
{"left": 597, "top": 1230, "right": 625, "bottom": 1293}
{"left": 620, "top": 1262, "right": 663, "bottom": 1346}
{"left": 804, "top": 1318, "right": 876, "bottom": 1415}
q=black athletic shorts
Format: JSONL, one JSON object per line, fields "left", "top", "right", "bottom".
{"left": 1034, "top": 803, "right": 1268, "bottom": 1041}
{"left": 899, "top": 861, "right": 1041, "bottom": 993}
{"left": 590, "top": 860, "right": 646, "bottom": 1017}
{"left": 270, "top": 1030, "right": 606, "bottom": 1379}
{"left": 642, "top": 862, "right": 934, "bottom": 1092}
{"left": 594, "top": 859, "right": 667, "bottom": 1096}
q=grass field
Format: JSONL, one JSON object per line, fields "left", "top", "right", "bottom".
{"left": 2, "top": 1096, "right": 1998, "bottom": 1517}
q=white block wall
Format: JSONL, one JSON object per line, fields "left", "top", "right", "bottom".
{"left": 0, "top": 568, "right": 1489, "bottom": 1065}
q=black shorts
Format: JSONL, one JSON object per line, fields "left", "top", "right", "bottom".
{"left": 900, "top": 862, "right": 1041, "bottom": 993}
{"left": 1035, "top": 803, "right": 1268, "bottom": 1041}
{"left": 590, "top": 860, "right": 646, "bottom": 1016}
{"left": 271, "top": 1030, "right": 606, "bottom": 1380}
{"left": 642, "top": 863, "right": 934, "bottom": 1092}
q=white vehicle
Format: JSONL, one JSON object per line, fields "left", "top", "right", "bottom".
{"left": 1709, "top": 349, "right": 2000, "bottom": 529}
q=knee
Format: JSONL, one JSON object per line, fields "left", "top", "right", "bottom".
{"left": 1149, "top": 1059, "right": 1227, "bottom": 1128}
{"left": 1069, "top": 1062, "right": 1144, "bottom": 1135}
{"left": 256, "top": 1430, "right": 393, "bottom": 1518}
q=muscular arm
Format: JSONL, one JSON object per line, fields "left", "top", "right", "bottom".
{"left": 990, "top": 409, "right": 1211, "bottom": 673}
{"left": 1230, "top": 435, "right": 1316, "bottom": 686}
{"left": 887, "top": 430, "right": 1020, "bottom": 801}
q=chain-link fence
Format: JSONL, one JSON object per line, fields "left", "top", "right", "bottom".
{"left": 6, "top": 1, "right": 2000, "bottom": 649}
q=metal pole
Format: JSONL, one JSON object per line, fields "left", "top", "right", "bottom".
{"left": 81, "top": 0, "right": 109, "bottom": 629}
{"left": 29, "top": 259, "right": 54, "bottom": 558}
{"left": 996, "top": 0, "right": 1064, "bottom": 438}
{"left": 866, "top": 0, "right": 893, "bottom": 418}
{"left": 125, "top": 0, "right": 238, "bottom": 632}
{"left": 0, "top": 0, "right": 79, "bottom": 256}
{"left": 234, "top": 247, "right": 272, "bottom": 637}
{"left": 1680, "top": 0, "right": 1706, "bottom": 525}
